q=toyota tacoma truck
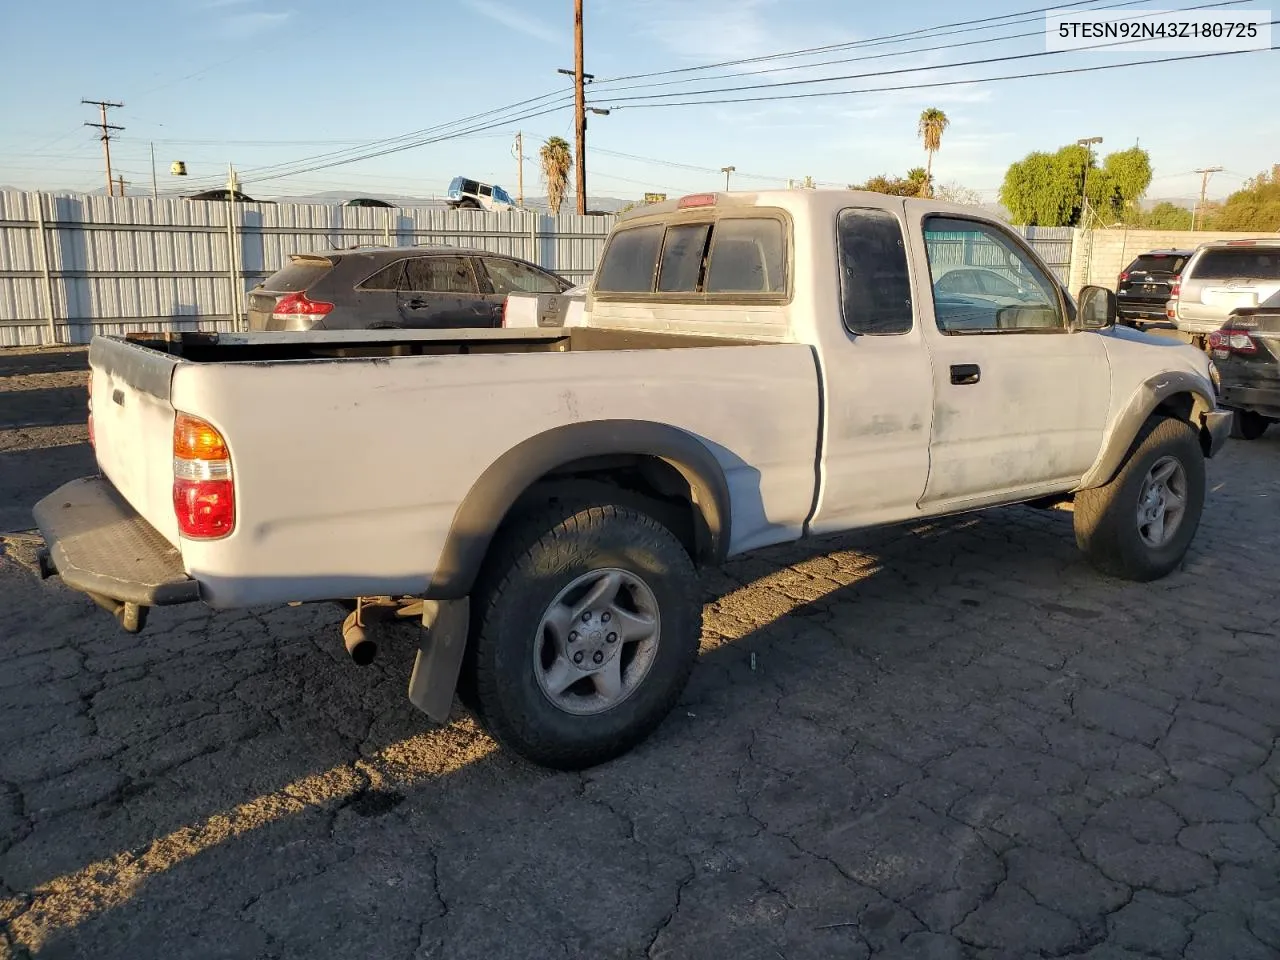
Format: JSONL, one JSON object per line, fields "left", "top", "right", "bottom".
{"left": 33, "top": 190, "right": 1232, "bottom": 771}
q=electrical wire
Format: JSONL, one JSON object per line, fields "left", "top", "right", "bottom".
{"left": 605, "top": 44, "right": 1277, "bottom": 110}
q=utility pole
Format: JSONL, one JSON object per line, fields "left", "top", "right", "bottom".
{"left": 1191, "top": 166, "right": 1223, "bottom": 231}
{"left": 116, "top": 174, "right": 128, "bottom": 197}
{"left": 513, "top": 131, "right": 524, "bottom": 207}
{"left": 573, "top": 0, "right": 586, "bottom": 215}
{"left": 82, "top": 99, "right": 124, "bottom": 196}
{"left": 721, "top": 165, "right": 735, "bottom": 191}
{"left": 1076, "top": 136, "right": 1103, "bottom": 229}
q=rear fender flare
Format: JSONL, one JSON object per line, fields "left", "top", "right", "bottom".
{"left": 1076, "top": 371, "right": 1217, "bottom": 490}
{"left": 425, "top": 420, "right": 731, "bottom": 599}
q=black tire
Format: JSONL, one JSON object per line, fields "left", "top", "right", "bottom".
{"left": 1074, "top": 415, "right": 1205, "bottom": 582}
{"left": 464, "top": 496, "right": 701, "bottom": 770}
{"left": 1230, "top": 410, "right": 1270, "bottom": 441}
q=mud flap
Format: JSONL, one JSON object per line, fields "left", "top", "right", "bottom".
{"left": 407, "top": 598, "right": 470, "bottom": 723}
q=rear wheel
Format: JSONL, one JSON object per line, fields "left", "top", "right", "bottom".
{"left": 464, "top": 495, "right": 701, "bottom": 769}
{"left": 1230, "top": 410, "right": 1271, "bottom": 441}
{"left": 1074, "top": 416, "right": 1205, "bottom": 582}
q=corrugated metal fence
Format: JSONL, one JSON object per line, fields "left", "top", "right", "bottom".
{"left": 0, "top": 191, "right": 614, "bottom": 346}
{"left": 0, "top": 190, "right": 1076, "bottom": 347}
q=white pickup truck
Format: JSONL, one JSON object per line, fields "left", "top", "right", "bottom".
{"left": 34, "top": 190, "right": 1231, "bottom": 770}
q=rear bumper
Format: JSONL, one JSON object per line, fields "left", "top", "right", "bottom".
{"left": 1203, "top": 409, "right": 1232, "bottom": 457}
{"left": 1221, "top": 384, "right": 1280, "bottom": 419}
{"left": 33, "top": 476, "right": 199, "bottom": 608}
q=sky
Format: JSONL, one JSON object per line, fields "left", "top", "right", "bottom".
{"left": 0, "top": 0, "right": 1276, "bottom": 205}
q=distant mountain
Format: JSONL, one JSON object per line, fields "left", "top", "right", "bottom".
{"left": 1141, "top": 197, "right": 1195, "bottom": 211}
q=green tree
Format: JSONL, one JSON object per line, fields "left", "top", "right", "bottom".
{"left": 1203, "top": 165, "right": 1280, "bottom": 231}
{"left": 918, "top": 107, "right": 949, "bottom": 197}
{"left": 1139, "top": 201, "right": 1193, "bottom": 230}
{"left": 999, "top": 144, "right": 1152, "bottom": 226}
{"left": 852, "top": 169, "right": 931, "bottom": 197}
{"left": 539, "top": 136, "right": 573, "bottom": 216}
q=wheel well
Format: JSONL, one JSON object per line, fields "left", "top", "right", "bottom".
{"left": 1154, "top": 391, "right": 1214, "bottom": 457}
{"left": 504, "top": 455, "right": 710, "bottom": 563}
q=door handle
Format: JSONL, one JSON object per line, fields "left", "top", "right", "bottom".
{"left": 950, "top": 363, "right": 981, "bottom": 385}
{"left": 405, "top": 297, "right": 427, "bottom": 309}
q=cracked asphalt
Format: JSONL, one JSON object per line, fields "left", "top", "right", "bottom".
{"left": 2, "top": 345, "right": 1279, "bottom": 960}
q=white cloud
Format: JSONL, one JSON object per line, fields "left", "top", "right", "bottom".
{"left": 465, "top": 0, "right": 561, "bottom": 44}
{"left": 222, "top": 10, "right": 291, "bottom": 35}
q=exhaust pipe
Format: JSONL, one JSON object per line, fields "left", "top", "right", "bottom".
{"left": 342, "top": 610, "right": 377, "bottom": 666}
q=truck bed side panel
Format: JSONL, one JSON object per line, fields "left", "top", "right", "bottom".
{"left": 172, "top": 345, "right": 820, "bottom": 608}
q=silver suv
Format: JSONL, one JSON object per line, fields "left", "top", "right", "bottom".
{"left": 1169, "top": 240, "right": 1280, "bottom": 335}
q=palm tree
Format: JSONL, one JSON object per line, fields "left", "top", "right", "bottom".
{"left": 540, "top": 136, "right": 573, "bottom": 216}
{"left": 907, "top": 167, "right": 930, "bottom": 198}
{"left": 918, "top": 107, "right": 950, "bottom": 198}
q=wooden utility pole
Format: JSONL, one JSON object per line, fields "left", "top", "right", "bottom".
{"left": 82, "top": 99, "right": 124, "bottom": 196}
{"left": 573, "top": 0, "right": 586, "bottom": 215}
{"left": 1191, "top": 166, "right": 1223, "bottom": 231}
{"left": 514, "top": 131, "right": 524, "bottom": 207}
{"left": 116, "top": 174, "right": 127, "bottom": 197}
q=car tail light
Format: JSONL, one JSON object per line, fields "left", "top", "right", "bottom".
{"left": 1118, "top": 272, "right": 1129, "bottom": 284}
{"left": 1208, "top": 325, "right": 1259, "bottom": 359}
{"left": 1169, "top": 275, "right": 1180, "bottom": 298}
{"left": 271, "top": 291, "right": 333, "bottom": 326}
{"left": 172, "top": 412, "right": 234, "bottom": 539}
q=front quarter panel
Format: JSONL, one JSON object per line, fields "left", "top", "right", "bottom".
{"left": 1076, "top": 327, "right": 1220, "bottom": 490}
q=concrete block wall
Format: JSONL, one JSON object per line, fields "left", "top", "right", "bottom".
{"left": 1067, "top": 227, "right": 1280, "bottom": 295}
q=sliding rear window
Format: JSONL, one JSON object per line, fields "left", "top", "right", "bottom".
{"left": 595, "top": 214, "right": 788, "bottom": 298}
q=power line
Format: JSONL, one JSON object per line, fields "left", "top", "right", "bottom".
{"left": 603, "top": 11, "right": 1270, "bottom": 105}
{"left": 605, "top": 44, "right": 1276, "bottom": 110}
{"left": 592, "top": 0, "right": 1109, "bottom": 84}
{"left": 591, "top": 0, "right": 1247, "bottom": 96}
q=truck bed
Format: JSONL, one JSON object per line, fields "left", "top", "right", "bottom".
{"left": 123, "top": 326, "right": 772, "bottom": 363}
{"left": 88, "top": 329, "right": 821, "bottom": 609}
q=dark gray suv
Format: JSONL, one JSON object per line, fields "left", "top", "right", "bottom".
{"left": 247, "top": 247, "right": 571, "bottom": 331}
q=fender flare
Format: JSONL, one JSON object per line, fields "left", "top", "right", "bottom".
{"left": 1076, "top": 371, "right": 1217, "bottom": 490}
{"left": 423, "top": 419, "right": 732, "bottom": 599}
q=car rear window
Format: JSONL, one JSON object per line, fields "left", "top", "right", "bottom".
{"left": 596, "top": 225, "right": 663, "bottom": 293}
{"left": 704, "top": 219, "right": 786, "bottom": 294}
{"left": 262, "top": 258, "right": 332, "bottom": 292}
{"left": 1126, "top": 254, "right": 1188, "bottom": 275}
{"left": 1192, "top": 248, "right": 1280, "bottom": 281}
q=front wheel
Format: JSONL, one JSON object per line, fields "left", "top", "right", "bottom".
{"left": 465, "top": 496, "right": 701, "bottom": 770}
{"left": 1230, "top": 410, "right": 1271, "bottom": 441}
{"left": 1073, "top": 416, "right": 1206, "bottom": 582}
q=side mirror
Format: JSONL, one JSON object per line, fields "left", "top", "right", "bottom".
{"left": 1076, "top": 285, "right": 1117, "bottom": 330}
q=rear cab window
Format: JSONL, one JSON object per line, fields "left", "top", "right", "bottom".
{"left": 262, "top": 257, "right": 333, "bottom": 292}
{"left": 594, "top": 211, "right": 788, "bottom": 299}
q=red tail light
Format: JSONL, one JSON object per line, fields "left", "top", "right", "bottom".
{"left": 172, "top": 412, "right": 235, "bottom": 539}
{"left": 271, "top": 291, "right": 333, "bottom": 324}
{"left": 1118, "top": 272, "right": 1129, "bottom": 284}
{"left": 1170, "top": 275, "right": 1181, "bottom": 298}
{"left": 1208, "top": 325, "right": 1259, "bottom": 359}
{"left": 677, "top": 193, "right": 717, "bottom": 209}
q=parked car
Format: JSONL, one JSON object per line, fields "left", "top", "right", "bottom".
{"left": 446, "top": 176, "right": 515, "bottom": 211}
{"left": 1208, "top": 306, "right": 1280, "bottom": 439}
{"left": 344, "top": 197, "right": 395, "bottom": 208}
{"left": 1167, "top": 239, "right": 1280, "bottom": 338}
{"left": 35, "top": 190, "right": 1231, "bottom": 771}
{"left": 186, "top": 188, "right": 272, "bottom": 203}
{"left": 245, "top": 247, "right": 572, "bottom": 331}
{"left": 1115, "top": 249, "right": 1193, "bottom": 326}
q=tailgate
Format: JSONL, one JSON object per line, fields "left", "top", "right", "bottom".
{"left": 88, "top": 337, "right": 183, "bottom": 546}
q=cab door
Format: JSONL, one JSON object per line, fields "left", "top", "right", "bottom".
{"left": 908, "top": 210, "right": 1111, "bottom": 509}
{"left": 806, "top": 202, "right": 935, "bottom": 533}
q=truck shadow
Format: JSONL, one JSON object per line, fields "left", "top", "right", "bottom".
{"left": 3, "top": 502, "right": 1164, "bottom": 958}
